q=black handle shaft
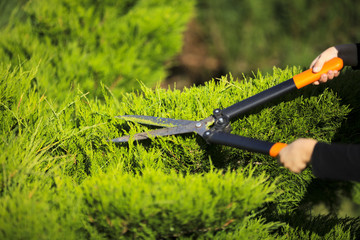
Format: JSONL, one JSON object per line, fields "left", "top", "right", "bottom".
{"left": 206, "top": 131, "right": 275, "bottom": 155}
{"left": 222, "top": 79, "right": 296, "bottom": 120}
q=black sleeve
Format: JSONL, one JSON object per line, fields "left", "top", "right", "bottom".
{"left": 311, "top": 142, "right": 360, "bottom": 182}
{"left": 351, "top": 43, "right": 360, "bottom": 70}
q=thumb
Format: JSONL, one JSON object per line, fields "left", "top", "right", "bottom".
{"left": 312, "top": 58, "right": 326, "bottom": 73}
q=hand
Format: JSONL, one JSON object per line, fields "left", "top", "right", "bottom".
{"left": 310, "top": 43, "right": 358, "bottom": 85}
{"left": 278, "top": 138, "right": 318, "bottom": 174}
{"left": 310, "top": 46, "right": 340, "bottom": 85}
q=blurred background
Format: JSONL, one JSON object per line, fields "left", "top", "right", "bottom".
{"left": 165, "top": 0, "right": 360, "bottom": 88}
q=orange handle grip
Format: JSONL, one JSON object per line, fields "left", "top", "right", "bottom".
{"left": 293, "top": 57, "right": 343, "bottom": 89}
{"left": 269, "top": 142, "right": 287, "bottom": 158}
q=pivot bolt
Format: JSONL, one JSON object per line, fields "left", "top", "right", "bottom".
{"left": 218, "top": 117, "right": 224, "bottom": 124}
{"left": 204, "top": 131, "right": 211, "bottom": 136}
{"left": 213, "top": 108, "right": 221, "bottom": 117}
{"left": 195, "top": 122, "right": 202, "bottom": 128}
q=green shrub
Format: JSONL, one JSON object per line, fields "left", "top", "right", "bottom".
{"left": 3, "top": 1, "right": 360, "bottom": 239}
{"left": 1, "top": 61, "right": 359, "bottom": 238}
{"left": 0, "top": 0, "right": 194, "bottom": 101}
{"left": 277, "top": 213, "right": 360, "bottom": 240}
{"left": 0, "top": 181, "right": 87, "bottom": 240}
{"left": 82, "top": 168, "right": 279, "bottom": 239}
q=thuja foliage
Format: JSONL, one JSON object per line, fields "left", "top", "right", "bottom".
{"left": 2, "top": 61, "right": 360, "bottom": 238}
{"left": 0, "top": 0, "right": 194, "bottom": 101}
{"left": 82, "top": 168, "right": 279, "bottom": 239}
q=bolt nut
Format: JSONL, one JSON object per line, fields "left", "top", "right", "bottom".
{"left": 195, "top": 122, "right": 202, "bottom": 128}
{"left": 213, "top": 109, "right": 221, "bottom": 116}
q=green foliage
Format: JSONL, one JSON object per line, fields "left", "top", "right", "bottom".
{"left": 277, "top": 213, "right": 360, "bottom": 240}
{"left": 0, "top": 182, "right": 86, "bottom": 240}
{"left": 1, "top": 1, "right": 360, "bottom": 239}
{"left": 208, "top": 217, "right": 282, "bottom": 240}
{"left": 82, "top": 168, "right": 278, "bottom": 239}
{"left": 197, "top": 0, "right": 360, "bottom": 74}
{"left": 1, "top": 59, "right": 359, "bottom": 238}
{"left": 0, "top": 0, "right": 194, "bottom": 101}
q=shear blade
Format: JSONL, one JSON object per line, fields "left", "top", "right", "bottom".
{"left": 111, "top": 124, "right": 199, "bottom": 143}
{"left": 116, "top": 115, "right": 194, "bottom": 127}
{"left": 111, "top": 115, "right": 215, "bottom": 143}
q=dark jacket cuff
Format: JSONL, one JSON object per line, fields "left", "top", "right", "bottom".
{"left": 311, "top": 142, "right": 360, "bottom": 182}
{"left": 351, "top": 43, "right": 360, "bottom": 70}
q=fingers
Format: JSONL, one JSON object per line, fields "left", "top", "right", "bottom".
{"left": 310, "top": 46, "right": 340, "bottom": 85}
{"left": 311, "top": 55, "right": 332, "bottom": 85}
{"left": 278, "top": 158, "right": 306, "bottom": 174}
{"left": 277, "top": 147, "right": 303, "bottom": 174}
{"left": 310, "top": 55, "right": 320, "bottom": 69}
{"left": 278, "top": 156, "right": 306, "bottom": 174}
{"left": 312, "top": 56, "right": 326, "bottom": 73}
{"left": 311, "top": 67, "right": 340, "bottom": 85}
{"left": 316, "top": 70, "right": 340, "bottom": 84}
{"left": 288, "top": 163, "right": 306, "bottom": 174}
{"left": 277, "top": 138, "right": 317, "bottom": 174}
{"left": 311, "top": 47, "right": 338, "bottom": 70}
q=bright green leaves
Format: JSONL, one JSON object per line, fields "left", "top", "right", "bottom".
{"left": 82, "top": 167, "right": 279, "bottom": 239}
{"left": 1, "top": 62, "right": 358, "bottom": 238}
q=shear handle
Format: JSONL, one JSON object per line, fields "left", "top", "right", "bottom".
{"left": 204, "top": 131, "right": 287, "bottom": 157}
{"left": 222, "top": 58, "right": 343, "bottom": 120}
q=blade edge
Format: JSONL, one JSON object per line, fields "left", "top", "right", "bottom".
{"left": 116, "top": 115, "right": 195, "bottom": 127}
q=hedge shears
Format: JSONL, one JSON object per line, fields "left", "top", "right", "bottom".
{"left": 111, "top": 58, "right": 343, "bottom": 158}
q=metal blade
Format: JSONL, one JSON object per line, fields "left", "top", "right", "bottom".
{"left": 111, "top": 116, "right": 215, "bottom": 143}
{"left": 111, "top": 125, "right": 195, "bottom": 143}
{"left": 116, "top": 115, "right": 194, "bottom": 127}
